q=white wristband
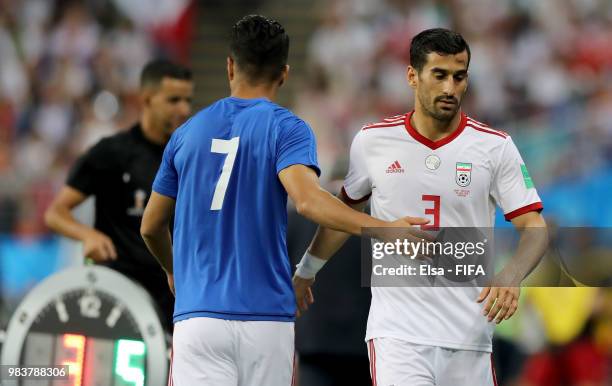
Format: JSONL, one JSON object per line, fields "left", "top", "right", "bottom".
{"left": 295, "top": 251, "right": 327, "bottom": 279}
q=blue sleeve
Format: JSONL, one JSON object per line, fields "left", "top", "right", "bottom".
{"left": 153, "top": 133, "right": 178, "bottom": 198}
{"left": 276, "top": 119, "right": 320, "bottom": 176}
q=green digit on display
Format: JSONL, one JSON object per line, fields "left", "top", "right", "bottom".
{"left": 114, "top": 339, "right": 146, "bottom": 386}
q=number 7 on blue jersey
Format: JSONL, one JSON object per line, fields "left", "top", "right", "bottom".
{"left": 210, "top": 137, "right": 240, "bottom": 210}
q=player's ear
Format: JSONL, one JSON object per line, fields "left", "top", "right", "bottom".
{"left": 140, "top": 88, "right": 153, "bottom": 107}
{"left": 406, "top": 66, "right": 417, "bottom": 89}
{"left": 227, "top": 56, "right": 235, "bottom": 81}
{"left": 278, "top": 65, "right": 289, "bottom": 87}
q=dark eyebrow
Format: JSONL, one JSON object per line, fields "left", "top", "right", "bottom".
{"left": 431, "top": 68, "right": 468, "bottom": 76}
{"left": 431, "top": 67, "right": 448, "bottom": 74}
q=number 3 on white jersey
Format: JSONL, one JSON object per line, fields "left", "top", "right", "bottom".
{"left": 210, "top": 137, "right": 240, "bottom": 210}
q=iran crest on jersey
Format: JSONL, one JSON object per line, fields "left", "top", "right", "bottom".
{"left": 342, "top": 111, "right": 542, "bottom": 352}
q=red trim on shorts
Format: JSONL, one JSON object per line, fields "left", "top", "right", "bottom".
{"left": 491, "top": 354, "right": 498, "bottom": 386}
{"left": 373, "top": 341, "right": 377, "bottom": 386}
{"left": 368, "top": 340, "right": 377, "bottom": 386}
{"left": 368, "top": 340, "right": 373, "bottom": 385}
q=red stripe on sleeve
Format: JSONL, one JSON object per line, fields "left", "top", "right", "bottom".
{"left": 469, "top": 125, "right": 508, "bottom": 139}
{"left": 504, "top": 202, "right": 543, "bottom": 221}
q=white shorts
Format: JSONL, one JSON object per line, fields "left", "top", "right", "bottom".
{"left": 367, "top": 338, "right": 498, "bottom": 386}
{"left": 171, "top": 317, "right": 295, "bottom": 386}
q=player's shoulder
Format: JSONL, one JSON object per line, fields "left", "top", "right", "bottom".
{"left": 360, "top": 113, "right": 408, "bottom": 132}
{"left": 220, "top": 97, "right": 306, "bottom": 127}
{"left": 267, "top": 100, "right": 301, "bottom": 120}
{"left": 463, "top": 114, "right": 510, "bottom": 143}
{"left": 264, "top": 102, "right": 311, "bottom": 133}
{"left": 190, "top": 99, "right": 222, "bottom": 122}
{"left": 172, "top": 104, "right": 217, "bottom": 139}
{"left": 354, "top": 113, "right": 408, "bottom": 146}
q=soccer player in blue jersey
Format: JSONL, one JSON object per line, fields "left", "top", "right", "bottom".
{"left": 140, "top": 15, "right": 426, "bottom": 386}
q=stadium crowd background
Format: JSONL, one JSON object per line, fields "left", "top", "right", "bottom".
{"left": 0, "top": 0, "right": 609, "bottom": 384}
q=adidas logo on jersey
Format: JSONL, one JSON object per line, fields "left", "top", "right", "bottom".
{"left": 386, "top": 161, "right": 404, "bottom": 174}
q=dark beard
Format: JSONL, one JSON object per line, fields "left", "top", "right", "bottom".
{"left": 429, "top": 108, "right": 455, "bottom": 122}
{"left": 421, "top": 95, "right": 458, "bottom": 122}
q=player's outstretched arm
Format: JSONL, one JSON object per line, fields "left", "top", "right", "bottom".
{"left": 141, "top": 192, "right": 175, "bottom": 276}
{"left": 307, "top": 190, "right": 369, "bottom": 259}
{"left": 478, "top": 211, "right": 548, "bottom": 324}
{"left": 280, "top": 164, "right": 430, "bottom": 314}
{"left": 281, "top": 164, "right": 400, "bottom": 236}
{"left": 45, "top": 186, "right": 117, "bottom": 262}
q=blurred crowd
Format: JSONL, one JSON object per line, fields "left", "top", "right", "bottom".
{"left": 0, "top": 0, "right": 193, "bottom": 237}
{"left": 2, "top": 0, "right": 611, "bottom": 233}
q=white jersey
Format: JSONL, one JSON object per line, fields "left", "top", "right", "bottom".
{"left": 343, "top": 111, "right": 542, "bottom": 352}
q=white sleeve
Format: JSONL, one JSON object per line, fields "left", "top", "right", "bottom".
{"left": 342, "top": 130, "right": 372, "bottom": 203}
{"left": 491, "top": 137, "right": 543, "bottom": 221}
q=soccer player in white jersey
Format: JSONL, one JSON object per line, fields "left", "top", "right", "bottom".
{"left": 293, "top": 28, "right": 548, "bottom": 385}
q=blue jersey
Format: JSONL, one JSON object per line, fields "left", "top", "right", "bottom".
{"left": 153, "top": 97, "right": 319, "bottom": 323}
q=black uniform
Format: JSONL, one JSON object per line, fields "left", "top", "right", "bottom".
{"left": 67, "top": 124, "right": 174, "bottom": 331}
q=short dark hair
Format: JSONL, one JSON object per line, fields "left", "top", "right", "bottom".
{"left": 410, "top": 28, "right": 470, "bottom": 72}
{"left": 140, "top": 60, "right": 192, "bottom": 89}
{"left": 230, "top": 15, "right": 289, "bottom": 84}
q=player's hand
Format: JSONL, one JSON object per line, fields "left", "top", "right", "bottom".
{"left": 292, "top": 275, "right": 314, "bottom": 317}
{"left": 372, "top": 216, "right": 436, "bottom": 259}
{"left": 166, "top": 272, "right": 175, "bottom": 296}
{"left": 389, "top": 216, "right": 430, "bottom": 228}
{"left": 385, "top": 217, "right": 435, "bottom": 241}
{"left": 82, "top": 230, "right": 117, "bottom": 262}
{"left": 477, "top": 286, "right": 520, "bottom": 324}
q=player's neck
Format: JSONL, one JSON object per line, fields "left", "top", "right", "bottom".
{"left": 230, "top": 80, "right": 279, "bottom": 101}
{"left": 410, "top": 108, "right": 462, "bottom": 142}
